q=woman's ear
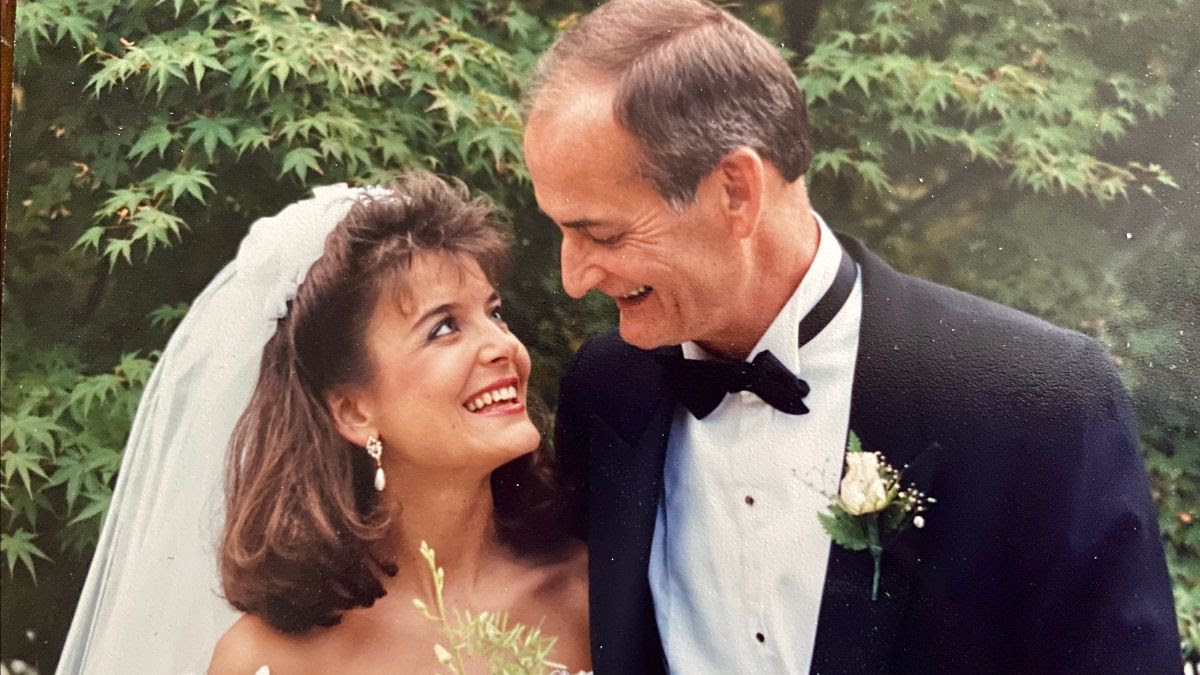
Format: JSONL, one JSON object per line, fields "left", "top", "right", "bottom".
{"left": 325, "top": 387, "right": 374, "bottom": 448}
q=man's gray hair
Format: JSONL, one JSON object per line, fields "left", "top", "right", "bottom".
{"left": 524, "top": 0, "right": 812, "bottom": 210}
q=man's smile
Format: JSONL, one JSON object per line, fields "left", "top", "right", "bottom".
{"left": 617, "top": 284, "right": 653, "bottom": 305}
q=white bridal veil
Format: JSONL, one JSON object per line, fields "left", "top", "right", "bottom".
{"left": 57, "top": 185, "right": 368, "bottom": 674}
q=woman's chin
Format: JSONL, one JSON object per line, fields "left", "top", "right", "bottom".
{"left": 500, "top": 420, "right": 543, "bottom": 458}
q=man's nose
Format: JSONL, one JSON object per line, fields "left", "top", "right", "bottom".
{"left": 560, "top": 234, "right": 603, "bottom": 299}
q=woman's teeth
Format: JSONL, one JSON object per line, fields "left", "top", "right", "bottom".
{"left": 465, "top": 385, "right": 518, "bottom": 412}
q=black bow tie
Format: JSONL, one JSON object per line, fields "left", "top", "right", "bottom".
{"left": 658, "top": 349, "right": 810, "bottom": 419}
{"left": 657, "top": 245, "right": 857, "bottom": 420}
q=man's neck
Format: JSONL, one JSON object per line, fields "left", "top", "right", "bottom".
{"left": 696, "top": 194, "right": 820, "bottom": 361}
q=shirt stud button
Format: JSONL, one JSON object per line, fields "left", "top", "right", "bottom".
{"left": 756, "top": 632, "right": 765, "bottom": 643}
{"left": 744, "top": 495, "right": 755, "bottom": 506}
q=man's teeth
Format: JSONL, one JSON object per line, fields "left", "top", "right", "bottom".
{"left": 465, "top": 385, "right": 518, "bottom": 412}
{"left": 622, "top": 285, "right": 651, "bottom": 300}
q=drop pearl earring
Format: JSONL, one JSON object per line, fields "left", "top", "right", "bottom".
{"left": 365, "top": 435, "right": 385, "bottom": 491}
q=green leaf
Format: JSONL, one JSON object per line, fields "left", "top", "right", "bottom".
{"left": 837, "top": 59, "right": 879, "bottom": 95}
{"left": 847, "top": 431, "right": 863, "bottom": 454}
{"left": 45, "top": 447, "right": 118, "bottom": 511}
{"left": 68, "top": 492, "right": 112, "bottom": 526}
{"left": 280, "top": 147, "right": 322, "bottom": 181}
{"left": 54, "top": 14, "right": 95, "bottom": 49}
{"left": 95, "top": 187, "right": 149, "bottom": 220}
{"left": 149, "top": 302, "right": 190, "bottom": 329}
{"left": 183, "top": 116, "right": 237, "bottom": 159}
{"left": 68, "top": 372, "right": 121, "bottom": 418}
{"left": 2, "top": 449, "right": 50, "bottom": 495}
{"left": 128, "top": 123, "right": 176, "bottom": 162}
{"left": 503, "top": 8, "right": 538, "bottom": 40}
{"left": 233, "top": 126, "right": 272, "bottom": 156}
{"left": 130, "top": 206, "right": 186, "bottom": 255}
{"left": 1, "top": 529, "right": 52, "bottom": 581}
{"left": 399, "top": 5, "right": 440, "bottom": 30}
{"left": 146, "top": 168, "right": 215, "bottom": 205}
{"left": 468, "top": 125, "right": 519, "bottom": 165}
{"left": 809, "top": 148, "right": 853, "bottom": 177}
{"left": 73, "top": 226, "right": 106, "bottom": 252}
{"left": 853, "top": 159, "right": 891, "bottom": 193}
{"left": 2, "top": 410, "right": 65, "bottom": 455}
{"left": 115, "top": 352, "right": 155, "bottom": 387}
{"left": 426, "top": 90, "right": 478, "bottom": 132}
{"left": 103, "top": 238, "right": 134, "bottom": 268}
{"left": 819, "top": 508, "right": 871, "bottom": 551}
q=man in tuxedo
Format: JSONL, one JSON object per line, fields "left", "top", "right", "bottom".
{"left": 522, "top": 0, "right": 1180, "bottom": 672}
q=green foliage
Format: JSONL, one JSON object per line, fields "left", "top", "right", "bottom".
{"left": 13, "top": 0, "right": 547, "bottom": 268}
{"left": 797, "top": 0, "right": 1182, "bottom": 202}
{"left": 1, "top": 330, "right": 155, "bottom": 574}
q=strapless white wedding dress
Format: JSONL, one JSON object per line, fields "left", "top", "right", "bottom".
{"left": 255, "top": 662, "right": 592, "bottom": 667}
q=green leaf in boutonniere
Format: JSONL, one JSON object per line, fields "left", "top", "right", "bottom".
{"left": 817, "top": 507, "right": 870, "bottom": 551}
{"left": 819, "top": 432, "right": 935, "bottom": 600}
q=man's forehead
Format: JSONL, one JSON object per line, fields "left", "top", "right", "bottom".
{"left": 525, "top": 96, "right": 646, "bottom": 217}
{"left": 528, "top": 66, "right": 619, "bottom": 121}
{"left": 526, "top": 79, "right": 619, "bottom": 141}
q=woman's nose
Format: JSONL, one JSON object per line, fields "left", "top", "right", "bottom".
{"left": 478, "top": 321, "right": 518, "bottom": 364}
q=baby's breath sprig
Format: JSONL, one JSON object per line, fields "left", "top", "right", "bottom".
{"left": 412, "top": 541, "right": 568, "bottom": 674}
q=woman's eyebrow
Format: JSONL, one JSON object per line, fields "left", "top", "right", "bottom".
{"left": 412, "top": 302, "right": 455, "bottom": 328}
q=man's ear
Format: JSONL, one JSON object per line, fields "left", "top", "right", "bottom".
{"left": 325, "top": 387, "right": 374, "bottom": 448}
{"left": 718, "top": 147, "right": 765, "bottom": 239}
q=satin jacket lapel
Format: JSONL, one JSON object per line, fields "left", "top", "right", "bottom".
{"left": 811, "top": 236, "right": 932, "bottom": 673}
{"left": 588, "top": 348, "right": 676, "bottom": 674}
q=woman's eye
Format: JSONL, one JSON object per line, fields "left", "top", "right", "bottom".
{"left": 429, "top": 318, "right": 456, "bottom": 340}
{"left": 489, "top": 306, "right": 506, "bottom": 324}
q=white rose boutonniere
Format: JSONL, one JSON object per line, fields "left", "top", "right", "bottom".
{"left": 839, "top": 451, "right": 891, "bottom": 515}
{"left": 818, "top": 432, "right": 934, "bottom": 600}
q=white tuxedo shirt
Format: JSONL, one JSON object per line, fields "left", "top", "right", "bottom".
{"left": 648, "top": 213, "right": 863, "bottom": 673}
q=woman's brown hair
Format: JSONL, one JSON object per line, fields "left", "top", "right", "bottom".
{"left": 219, "top": 173, "right": 567, "bottom": 633}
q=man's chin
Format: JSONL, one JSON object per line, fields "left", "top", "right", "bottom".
{"left": 617, "top": 321, "right": 677, "bottom": 351}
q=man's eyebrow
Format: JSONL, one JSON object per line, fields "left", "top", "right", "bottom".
{"left": 561, "top": 219, "right": 597, "bottom": 230}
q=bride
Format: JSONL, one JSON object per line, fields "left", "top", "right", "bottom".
{"left": 58, "top": 174, "right": 589, "bottom": 674}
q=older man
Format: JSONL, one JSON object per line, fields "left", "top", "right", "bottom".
{"left": 523, "top": 0, "right": 1179, "bottom": 673}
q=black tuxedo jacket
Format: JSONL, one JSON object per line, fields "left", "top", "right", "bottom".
{"left": 554, "top": 236, "right": 1179, "bottom": 673}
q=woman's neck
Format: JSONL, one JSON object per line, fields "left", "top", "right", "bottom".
{"left": 382, "top": 467, "right": 507, "bottom": 599}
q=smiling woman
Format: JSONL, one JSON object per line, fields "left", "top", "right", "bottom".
{"left": 59, "top": 173, "right": 590, "bottom": 674}
{"left": 208, "top": 174, "right": 590, "bottom": 673}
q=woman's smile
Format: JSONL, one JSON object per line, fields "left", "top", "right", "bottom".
{"left": 463, "top": 375, "right": 524, "bottom": 414}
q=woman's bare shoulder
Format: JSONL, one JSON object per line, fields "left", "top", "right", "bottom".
{"left": 209, "top": 614, "right": 301, "bottom": 675}
{"left": 531, "top": 539, "right": 588, "bottom": 616}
